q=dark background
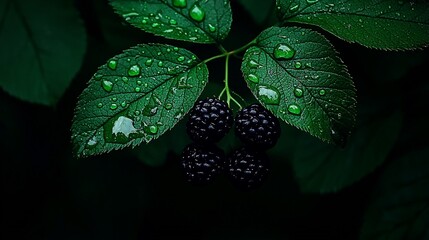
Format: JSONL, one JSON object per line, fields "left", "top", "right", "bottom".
{"left": 2, "top": 0, "right": 428, "bottom": 239}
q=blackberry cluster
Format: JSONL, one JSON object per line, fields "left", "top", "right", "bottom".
{"left": 180, "top": 97, "right": 232, "bottom": 186}
{"left": 186, "top": 97, "right": 233, "bottom": 143}
{"left": 235, "top": 103, "right": 280, "bottom": 150}
{"left": 227, "top": 103, "right": 279, "bottom": 189}
{"left": 180, "top": 144, "right": 225, "bottom": 185}
{"left": 180, "top": 98, "right": 280, "bottom": 190}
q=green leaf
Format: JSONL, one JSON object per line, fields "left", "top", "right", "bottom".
{"left": 360, "top": 149, "right": 429, "bottom": 240}
{"left": 241, "top": 26, "right": 356, "bottom": 145}
{"left": 276, "top": 0, "right": 429, "bottom": 50}
{"left": 291, "top": 110, "right": 402, "bottom": 193}
{"left": 71, "top": 44, "right": 208, "bottom": 158}
{"left": 109, "top": 0, "right": 232, "bottom": 44}
{"left": 0, "top": 0, "right": 86, "bottom": 106}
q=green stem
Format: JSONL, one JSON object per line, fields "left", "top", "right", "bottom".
{"left": 204, "top": 39, "right": 257, "bottom": 109}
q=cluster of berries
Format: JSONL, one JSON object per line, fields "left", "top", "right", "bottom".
{"left": 179, "top": 97, "right": 280, "bottom": 190}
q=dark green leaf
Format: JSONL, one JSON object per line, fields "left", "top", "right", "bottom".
{"left": 71, "top": 44, "right": 208, "bottom": 158}
{"left": 277, "top": 0, "right": 429, "bottom": 50}
{"left": 241, "top": 26, "right": 356, "bottom": 145}
{"left": 360, "top": 149, "right": 429, "bottom": 240}
{"left": 110, "top": 0, "right": 232, "bottom": 44}
{"left": 0, "top": 0, "right": 86, "bottom": 106}
{"left": 291, "top": 110, "right": 402, "bottom": 193}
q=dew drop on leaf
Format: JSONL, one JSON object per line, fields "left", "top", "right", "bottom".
{"left": 208, "top": 24, "right": 216, "bottom": 32}
{"left": 290, "top": 3, "right": 300, "bottom": 12}
{"left": 135, "top": 87, "right": 142, "bottom": 93}
{"left": 287, "top": 104, "right": 302, "bottom": 115}
{"left": 248, "top": 60, "right": 260, "bottom": 68}
{"left": 306, "top": 0, "right": 319, "bottom": 4}
{"left": 164, "top": 103, "right": 173, "bottom": 110}
{"left": 189, "top": 4, "right": 205, "bottom": 22}
{"left": 274, "top": 43, "right": 295, "bottom": 60}
{"left": 158, "top": 61, "right": 164, "bottom": 67}
{"left": 145, "top": 59, "right": 153, "bottom": 66}
{"left": 144, "top": 125, "right": 159, "bottom": 135}
{"left": 101, "top": 80, "right": 114, "bottom": 92}
{"left": 110, "top": 103, "right": 118, "bottom": 110}
{"left": 294, "top": 88, "right": 304, "bottom": 98}
{"left": 177, "top": 56, "right": 185, "bottom": 62}
{"left": 257, "top": 85, "right": 280, "bottom": 105}
{"left": 86, "top": 136, "right": 98, "bottom": 149}
{"left": 128, "top": 65, "right": 140, "bottom": 76}
{"left": 247, "top": 74, "right": 259, "bottom": 84}
{"left": 172, "top": 0, "right": 187, "bottom": 8}
{"left": 169, "top": 19, "right": 177, "bottom": 25}
{"left": 294, "top": 61, "right": 302, "bottom": 69}
{"left": 319, "top": 89, "right": 326, "bottom": 96}
{"left": 108, "top": 60, "right": 117, "bottom": 70}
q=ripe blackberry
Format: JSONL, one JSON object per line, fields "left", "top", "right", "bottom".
{"left": 235, "top": 103, "right": 280, "bottom": 149}
{"left": 180, "top": 143, "right": 225, "bottom": 185}
{"left": 186, "top": 97, "right": 233, "bottom": 143}
{"left": 227, "top": 147, "right": 270, "bottom": 190}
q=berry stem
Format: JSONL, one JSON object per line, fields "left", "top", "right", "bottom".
{"left": 203, "top": 39, "right": 257, "bottom": 109}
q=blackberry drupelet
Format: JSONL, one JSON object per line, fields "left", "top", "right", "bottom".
{"left": 180, "top": 143, "right": 225, "bottom": 185}
{"left": 227, "top": 146, "right": 270, "bottom": 190}
{"left": 186, "top": 97, "right": 233, "bottom": 143}
{"left": 235, "top": 103, "right": 280, "bottom": 149}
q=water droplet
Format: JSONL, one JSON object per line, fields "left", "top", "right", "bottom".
{"left": 248, "top": 60, "right": 260, "bottom": 68}
{"left": 143, "top": 106, "right": 158, "bottom": 116}
{"left": 101, "top": 80, "right": 114, "bottom": 92}
{"left": 177, "top": 56, "right": 185, "bottom": 62}
{"left": 306, "top": 0, "right": 319, "bottom": 4}
{"left": 177, "top": 76, "right": 193, "bottom": 89}
{"left": 111, "top": 97, "right": 117, "bottom": 102}
{"left": 128, "top": 65, "right": 140, "bottom": 76}
{"left": 151, "top": 23, "right": 160, "bottom": 28}
{"left": 122, "top": 76, "right": 129, "bottom": 83}
{"left": 319, "top": 89, "right": 326, "bottom": 96}
{"left": 164, "top": 103, "right": 173, "bottom": 110}
{"left": 294, "top": 88, "right": 304, "bottom": 98}
{"left": 145, "top": 59, "right": 153, "bottom": 66}
{"left": 189, "top": 4, "right": 205, "bottom": 22}
{"left": 274, "top": 44, "right": 295, "bottom": 60}
{"left": 208, "top": 24, "right": 216, "bottom": 32}
{"left": 141, "top": 17, "right": 149, "bottom": 24}
{"left": 107, "top": 60, "right": 117, "bottom": 70}
{"left": 294, "top": 61, "right": 302, "bottom": 69}
{"left": 110, "top": 103, "right": 118, "bottom": 110}
{"left": 172, "top": 0, "right": 187, "bottom": 8}
{"left": 169, "top": 19, "right": 177, "bottom": 25}
{"left": 144, "top": 125, "right": 159, "bottom": 135}
{"left": 135, "top": 87, "right": 142, "bottom": 92}
{"left": 86, "top": 136, "right": 98, "bottom": 149}
{"left": 257, "top": 85, "right": 280, "bottom": 105}
{"left": 289, "top": 3, "right": 300, "bottom": 12}
{"left": 97, "top": 103, "right": 103, "bottom": 108}
{"left": 173, "top": 47, "right": 179, "bottom": 51}
{"left": 134, "top": 110, "right": 141, "bottom": 116}
{"left": 94, "top": 74, "right": 103, "bottom": 81}
{"left": 247, "top": 74, "right": 259, "bottom": 84}
{"left": 121, "top": 101, "right": 127, "bottom": 108}
{"left": 158, "top": 61, "right": 164, "bottom": 67}
{"left": 104, "top": 116, "right": 143, "bottom": 144}
{"left": 287, "top": 104, "right": 302, "bottom": 115}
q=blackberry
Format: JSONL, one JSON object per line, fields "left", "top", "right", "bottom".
{"left": 180, "top": 143, "right": 225, "bottom": 185}
{"left": 235, "top": 103, "right": 280, "bottom": 149}
{"left": 186, "top": 97, "right": 233, "bottom": 143}
{"left": 227, "top": 147, "right": 270, "bottom": 190}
